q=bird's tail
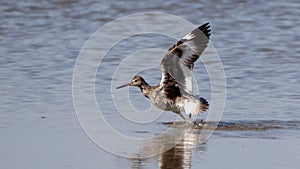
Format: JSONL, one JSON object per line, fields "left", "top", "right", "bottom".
{"left": 183, "top": 97, "right": 209, "bottom": 116}
{"left": 199, "top": 97, "right": 209, "bottom": 112}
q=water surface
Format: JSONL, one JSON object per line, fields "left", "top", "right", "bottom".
{"left": 0, "top": 1, "right": 299, "bottom": 169}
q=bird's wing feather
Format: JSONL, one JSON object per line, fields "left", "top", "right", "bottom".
{"left": 160, "top": 23, "right": 211, "bottom": 95}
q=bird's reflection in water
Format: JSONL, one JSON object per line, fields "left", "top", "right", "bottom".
{"left": 130, "top": 122, "right": 206, "bottom": 169}
{"left": 129, "top": 119, "right": 300, "bottom": 168}
{"left": 158, "top": 130, "right": 206, "bottom": 169}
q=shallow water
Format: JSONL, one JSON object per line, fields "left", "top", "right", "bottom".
{"left": 1, "top": 0, "right": 300, "bottom": 169}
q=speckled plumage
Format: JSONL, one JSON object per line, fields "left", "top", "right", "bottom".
{"left": 116, "top": 23, "right": 211, "bottom": 119}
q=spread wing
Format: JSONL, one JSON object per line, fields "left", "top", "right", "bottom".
{"left": 160, "top": 23, "right": 211, "bottom": 96}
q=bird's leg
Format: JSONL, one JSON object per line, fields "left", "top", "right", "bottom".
{"left": 178, "top": 112, "right": 186, "bottom": 120}
{"left": 185, "top": 113, "right": 194, "bottom": 124}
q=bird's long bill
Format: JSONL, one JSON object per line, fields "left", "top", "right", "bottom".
{"left": 116, "top": 83, "right": 131, "bottom": 89}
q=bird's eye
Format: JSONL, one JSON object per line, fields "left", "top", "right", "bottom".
{"left": 133, "top": 79, "right": 138, "bottom": 82}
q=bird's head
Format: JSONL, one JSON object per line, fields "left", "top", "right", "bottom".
{"left": 116, "top": 75, "right": 146, "bottom": 89}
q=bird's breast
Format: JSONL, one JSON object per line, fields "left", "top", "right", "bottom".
{"left": 141, "top": 88, "right": 150, "bottom": 98}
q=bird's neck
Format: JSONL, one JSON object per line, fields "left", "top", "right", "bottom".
{"left": 140, "top": 82, "right": 151, "bottom": 98}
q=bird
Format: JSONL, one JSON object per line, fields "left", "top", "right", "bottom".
{"left": 116, "top": 23, "right": 211, "bottom": 119}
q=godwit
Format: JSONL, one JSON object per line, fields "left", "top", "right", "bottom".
{"left": 116, "top": 23, "right": 210, "bottom": 119}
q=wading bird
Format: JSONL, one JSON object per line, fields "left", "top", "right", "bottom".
{"left": 116, "top": 23, "right": 210, "bottom": 119}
